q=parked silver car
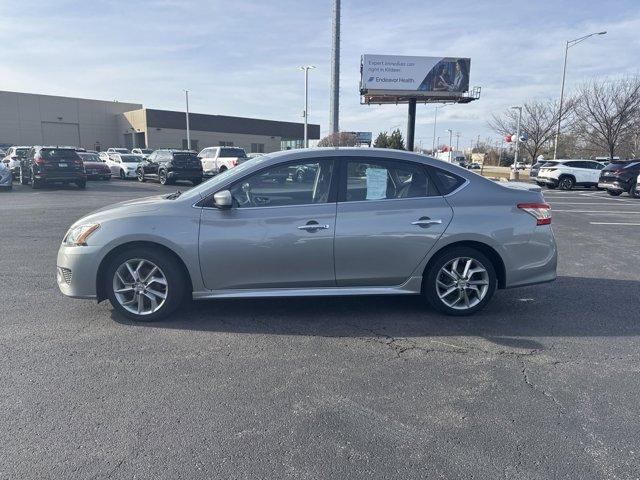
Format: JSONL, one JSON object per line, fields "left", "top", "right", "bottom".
{"left": 57, "top": 148, "right": 557, "bottom": 321}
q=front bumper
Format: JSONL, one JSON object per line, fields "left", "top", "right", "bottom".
{"left": 56, "top": 244, "right": 103, "bottom": 299}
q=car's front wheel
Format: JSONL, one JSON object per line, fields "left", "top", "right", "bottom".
{"left": 558, "top": 176, "right": 575, "bottom": 190}
{"left": 137, "top": 169, "right": 146, "bottom": 182}
{"left": 423, "top": 247, "right": 497, "bottom": 316}
{"left": 104, "top": 247, "right": 187, "bottom": 321}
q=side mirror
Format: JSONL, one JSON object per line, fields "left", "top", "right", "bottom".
{"left": 213, "top": 190, "right": 233, "bottom": 209}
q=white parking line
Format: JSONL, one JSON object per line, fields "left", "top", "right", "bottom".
{"left": 590, "top": 222, "right": 640, "bottom": 226}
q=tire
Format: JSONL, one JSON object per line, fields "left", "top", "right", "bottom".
{"left": 558, "top": 176, "right": 575, "bottom": 190}
{"left": 19, "top": 168, "right": 29, "bottom": 185}
{"left": 191, "top": 178, "right": 202, "bottom": 185}
{"left": 630, "top": 183, "right": 640, "bottom": 199}
{"left": 218, "top": 166, "right": 227, "bottom": 175}
{"left": 159, "top": 170, "right": 171, "bottom": 185}
{"left": 120, "top": 169, "right": 126, "bottom": 180}
{"left": 423, "top": 247, "right": 497, "bottom": 316}
{"left": 137, "top": 169, "right": 146, "bottom": 182}
{"left": 607, "top": 190, "right": 622, "bottom": 196}
{"left": 31, "top": 171, "right": 41, "bottom": 189}
{"left": 104, "top": 247, "right": 187, "bottom": 322}
{"left": 76, "top": 179, "right": 86, "bottom": 189}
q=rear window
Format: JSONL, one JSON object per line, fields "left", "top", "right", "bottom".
{"left": 602, "top": 161, "right": 638, "bottom": 171}
{"left": 219, "top": 148, "right": 247, "bottom": 158}
{"left": 172, "top": 153, "right": 200, "bottom": 163}
{"left": 78, "top": 153, "right": 101, "bottom": 162}
{"left": 15, "top": 148, "right": 29, "bottom": 157}
{"left": 430, "top": 167, "right": 466, "bottom": 195}
{"left": 541, "top": 161, "right": 560, "bottom": 167}
{"left": 40, "top": 149, "right": 80, "bottom": 161}
{"left": 119, "top": 155, "right": 141, "bottom": 163}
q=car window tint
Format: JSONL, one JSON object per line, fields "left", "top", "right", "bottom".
{"left": 344, "top": 160, "right": 436, "bottom": 201}
{"left": 430, "top": 167, "right": 466, "bottom": 195}
{"left": 229, "top": 160, "right": 334, "bottom": 208}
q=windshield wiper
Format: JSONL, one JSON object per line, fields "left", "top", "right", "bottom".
{"left": 165, "top": 190, "right": 182, "bottom": 200}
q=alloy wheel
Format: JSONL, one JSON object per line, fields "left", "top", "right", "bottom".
{"left": 559, "top": 177, "right": 573, "bottom": 190}
{"left": 112, "top": 259, "right": 168, "bottom": 316}
{"left": 435, "top": 257, "right": 490, "bottom": 310}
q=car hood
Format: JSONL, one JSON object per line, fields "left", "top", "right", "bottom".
{"left": 73, "top": 194, "right": 169, "bottom": 226}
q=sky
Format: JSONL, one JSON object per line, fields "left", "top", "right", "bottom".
{"left": 1, "top": 0, "right": 639, "bottom": 150}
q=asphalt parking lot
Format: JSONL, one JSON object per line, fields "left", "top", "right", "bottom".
{"left": 1, "top": 180, "right": 639, "bottom": 479}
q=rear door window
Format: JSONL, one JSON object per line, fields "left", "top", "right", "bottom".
{"left": 429, "top": 167, "right": 466, "bottom": 195}
{"left": 40, "top": 149, "right": 80, "bottom": 163}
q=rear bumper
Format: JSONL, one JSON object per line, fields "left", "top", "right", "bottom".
{"left": 536, "top": 177, "right": 558, "bottom": 187}
{"left": 505, "top": 225, "right": 558, "bottom": 288}
{"left": 598, "top": 181, "right": 626, "bottom": 192}
{"left": 35, "top": 172, "right": 86, "bottom": 183}
{"left": 167, "top": 170, "right": 203, "bottom": 179}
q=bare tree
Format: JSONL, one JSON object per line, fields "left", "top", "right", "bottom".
{"left": 572, "top": 76, "right": 640, "bottom": 159}
{"left": 317, "top": 132, "right": 357, "bottom": 147}
{"left": 489, "top": 98, "right": 572, "bottom": 163}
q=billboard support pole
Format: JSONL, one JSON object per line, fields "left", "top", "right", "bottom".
{"left": 406, "top": 97, "right": 416, "bottom": 151}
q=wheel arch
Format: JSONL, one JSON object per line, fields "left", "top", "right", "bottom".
{"left": 96, "top": 240, "right": 193, "bottom": 302}
{"left": 422, "top": 240, "right": 507, "bottom": 291}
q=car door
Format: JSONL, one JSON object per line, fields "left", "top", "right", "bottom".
{"left": 198, "top": 158, "right": 337, "bottom": 290}
{"left": 584, "top": 161, "right": 603, "bottom": 183}
{"left": 145, "top": 151, "right": 159, "bottom": 177}
{"left": 334, "top": 157, "right": 454, "bottom": 287}
{"left": 107, "top": 155, "right": 120, "bottom": 175}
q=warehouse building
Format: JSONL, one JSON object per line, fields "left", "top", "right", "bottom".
{"left": 0, "top": 90, "right": 320, "bottom": 153}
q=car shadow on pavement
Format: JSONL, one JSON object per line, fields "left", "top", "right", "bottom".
{"left": 112, "top": 275, "right": 639, "bottom": 342}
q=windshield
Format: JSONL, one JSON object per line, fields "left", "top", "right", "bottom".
{"left": 219, "top": 148, "right": 247, "bottom": 158}
{"left": 602, "top": 161, "right": 638, "bottom": 171}
{"left": 179, "top": 153, "right": 273, "bottom": 201}
{"left": 120, "top": 155, "right": 141, "bottom": 163}
{"left": 78, "top": 153, "right": 101, "bottom": 162}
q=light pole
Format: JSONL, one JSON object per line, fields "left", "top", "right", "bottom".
{"left": 446, "top": 129, "right": 453, "bottom": 162}
{"left": 299, "top": 66, "right": 315, "bottom": 148}
{"left": 553, "top": 30, "right": 607, "bottom": 159}
{"left": 455, "top": 131, "right": 461, "bottom": 151}
{"left": 432, "top": 104, "right": 449, "bottom": 154}
{"left": 329, "top": 0, "right": 340, "bottom": 134}
{"left": 185, "top": 90, "right": 191, "bottom": 150}
{"left": 511, "top": 106, "right": 522, "bottom": 180}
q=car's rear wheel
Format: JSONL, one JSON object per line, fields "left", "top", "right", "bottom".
{"left": 104, "top": 247, "right": 187, "bottom": 321}
{"left": 558, "top": 176, "right": 574, "bottom": 190}
{"left": 629, "top": 182, "right": 640, "bottom": 199}
{"left": 159, "top": 170, "right": 171, "bottom": 185}
{"left": 423, "top": 247, "right": 497, "bottom": 316}
{"left": 607, "top": 190, "right": 622, "bottom": 196}
{"left": 137, "top": 169, "right": 146, "bottom": 182}
{"left": 191, "top": 178, "right": 202, "bottom": 185}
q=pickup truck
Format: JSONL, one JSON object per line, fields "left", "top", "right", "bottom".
{"left": 197, "top": 147, "right": 248, "bottom": 176}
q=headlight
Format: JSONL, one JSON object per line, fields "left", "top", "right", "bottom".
{"left": 63, "top": 223, "right": 100, "bottom": 246}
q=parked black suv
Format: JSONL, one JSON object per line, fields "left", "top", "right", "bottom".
{"left": 598, "top": 160, "right": 640, "bottom": 198}
{"left": 136, "top": 149, "right": 203, "bottom": 185}
{"left": 20, "top": 146, "right": 87, "bottom": 189}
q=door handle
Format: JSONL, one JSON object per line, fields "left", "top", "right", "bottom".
{"left": 411, "top": 218, "right": 442, "bottom": 227}
{"left": 297, "top": 222, "right": 330, "bottom": 231}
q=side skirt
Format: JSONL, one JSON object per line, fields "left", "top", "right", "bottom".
{"left": 192, "top": 276, "right": 424, "bottom": 300}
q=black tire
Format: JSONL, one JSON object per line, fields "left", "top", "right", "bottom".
{"left": 558, "top": 176, "right": 575, "bottom": 190}
{"left": 76, "top": 179, "right": 86, "bottom": 189}
{"left": 607, "top": 190, "right": 622, "bottom": 196}
{"left": 31, "top": 171, "right": 41, "bottom": 189}
{"left": 423, "top": 247, "right": 497, "bottom": 316}
{"left": 137, "top": 169, "right": 146, "bottom": 182}
{"left": 19, "top": 168, "right": 29, "bottom": 185}
{"left": 159, "top": 170, "right": 171, "bottom": 185}
{"left": 191, "top": 178, "right": 202, "bottom": 185}
{"left": 104, "top": 247, "right": 188, "bottom": 322}
{"left": 218, "top": 166, "right": 227, "bottom": 175}
{"left": 629, "top": 182, "right": 640, "bottom": 199}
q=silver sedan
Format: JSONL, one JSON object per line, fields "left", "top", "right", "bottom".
{"left": 57, "top": 148, "right": 557, "bottom": 321}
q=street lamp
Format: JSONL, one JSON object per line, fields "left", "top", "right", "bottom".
{"left": 511, "top": 106, "right": 522, "bottom": 180}
{"left": 553, "top": 31, "right": 607, "bottom": 159}
{"left": 184, "top": 90, "right": 190, "bottom": 150}
{"left": 445, "top": 128, "right": 453, "bottom": 162}
{"left": 432, "top": 104, "right": 449, "bottom": 154}
{"left": 299, "top": 66, "right": 315, "bottom": 148}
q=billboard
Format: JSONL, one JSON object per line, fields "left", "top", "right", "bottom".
{"left": 360, "top": 55, "right": 471, "bottom": 95}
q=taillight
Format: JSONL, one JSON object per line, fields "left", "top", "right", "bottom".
{"left": 518, "top": 203, "right": 551, "bottom": 226}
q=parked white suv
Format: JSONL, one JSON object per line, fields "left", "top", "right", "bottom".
{"left": 2, "top": 146, "right": 30, "bottom": 178}
{"left": 536, "top": 159, "right": 604, "bottom": 190}
{"left": 197, "top": 147, "right": 248, "bottom": 176}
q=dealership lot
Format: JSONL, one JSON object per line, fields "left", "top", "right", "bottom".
{"left": 1, "top": 181, "right": 639, "bottom": 479}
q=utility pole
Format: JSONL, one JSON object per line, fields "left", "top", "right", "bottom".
{"left": 446, "top": 129, "right": 453, "bottom": 162}
{"left": 299, "top": 66, "right": 315, "bottom": 148}
{"left": 329, "top": 0, "right": 340, "bottom": 134}
{"left": 185, "top": 90, "right": 191, "bottom": 150}
{"left": 455, "top": 132, "right": 461, "bottom": 151}
{"left": 511, "top": 106, "right": 522, "bottom": 180}
{"left": 431, "top": 104, "right": 448, "bottom": 154}
{"left": 406, "top": 98, "right": 417, "bottom": 151}
{"left": 553, "top": 31, "right": 607, "bottom": 159}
